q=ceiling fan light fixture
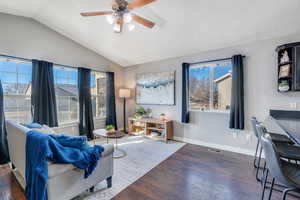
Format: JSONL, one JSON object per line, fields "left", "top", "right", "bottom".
{"left": 128, "top": 23, "right": 135, "bottom": 31}
{"left": 113, "top": 23, "right": 121, "bottom": 32}
{"left": 106, "top": 15, "right": 114, "bottom": 24}
{"left": 81, "top": 0, "right": 157, "bottom": 33}
{"left": 123, "top": 12, "right": 132, "bottom": 23}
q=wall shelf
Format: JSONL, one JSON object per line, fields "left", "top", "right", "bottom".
{"left": 276, "top": 42, "right": 300, "bottom": 92}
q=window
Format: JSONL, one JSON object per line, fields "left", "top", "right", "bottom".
{"left": 53, "top": 66, "right": 79, "bottom": 124}
{"left": 0, "top": 55, "right": 106, "bottom": 125}
{"left": 189, "top": 59, "right": 232, "bottom": 112}
{"left": 53, "top": 66, "right": 106, "bottom": 124}
{"left": 91, "top": 71, "right": 106, "bottom": 119}
{"left": 0, "top": 57, "right": 32, "bottom": 123}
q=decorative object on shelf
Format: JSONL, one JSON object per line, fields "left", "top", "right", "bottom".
{"left": 80, "top": 0, "right": 156, "bottom": 33}
{"left": 279, "top": 64, "right": 291, "bottom": 78}
{"left": 159, "top": 113, "right": 167, "bottom": 121}
{"left": 134, "top": 107, "right": 147, "bottom": 119}
{"left": 119, "top": 88, "right": 131, "bottom": 133}
{"left": 278, "top": 80, "right": 290, "bottom": 92}
{"left": 150, "top": 131, "right": 160, "bottom": 137}
{"left": 136, "top": 71, "right": 175, "bottom": 105}
{"left": 106, "top": 125, "right": 116, "bottom": 134}
{"left": 280, "top": 50, "right": 290, "bottom": 64}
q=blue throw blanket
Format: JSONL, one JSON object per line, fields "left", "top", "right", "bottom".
{"left": 25, "top": 131, "right": 104, "bottom": 200}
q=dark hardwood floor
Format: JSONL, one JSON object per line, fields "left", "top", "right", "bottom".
{"left": 114, "top": 144, "right": 299, "bottom": 200}
{"left": 0, "top": 165, "right": 26, "bottom": 200}
{"left": 0, "top": 144, "right": 299, "bottom": 200}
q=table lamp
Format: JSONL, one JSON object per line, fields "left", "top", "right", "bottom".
{"left": 119, "top": 88, "right": 131, "bottom": 133}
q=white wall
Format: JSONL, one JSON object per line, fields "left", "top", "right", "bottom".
{"left": 0, "top": 13, "right": 125, "bottom": 128}
{"left": 124, "top": 32, "right": 300, "bottom": 154}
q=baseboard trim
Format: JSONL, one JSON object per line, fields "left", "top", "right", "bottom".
{"left": 173, "top": 136, "right": 255, "bottom": 157}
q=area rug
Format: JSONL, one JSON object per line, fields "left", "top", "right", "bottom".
{"left": 76, "top": 136, "right": 185, "bottom": 200}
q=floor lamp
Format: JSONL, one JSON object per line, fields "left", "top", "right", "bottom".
{"left": 119, "top": 88, "right": 131, "bottom": 133}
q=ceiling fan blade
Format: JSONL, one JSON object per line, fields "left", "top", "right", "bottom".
{"left": 128, "top": 0, "right": 156, "bottom": 10}
{"left": 132, "top": 14, "right": 155, "bottom": 28}
{"left": 80, "top": 11, "right": 113, "bottom": 17}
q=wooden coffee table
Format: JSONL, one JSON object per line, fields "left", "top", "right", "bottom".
{"left": 93, "top": 129, "right": 126, "bottom": 159}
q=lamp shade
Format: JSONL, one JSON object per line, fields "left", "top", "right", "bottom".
{"left": 119, "top": 88, "right": 131, "bottom": 98}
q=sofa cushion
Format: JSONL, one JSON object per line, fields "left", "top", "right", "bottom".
{"left": 31, "top": 125, "right": 56, "bottom": 135}
{"left": 52, "top": 123, "right": 80, "bottom": 137}
{"left": 42, "top": 125, "right": 56, "bottom": 134}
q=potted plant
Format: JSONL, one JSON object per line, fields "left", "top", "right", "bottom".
{"left": 106, "top": 125, "right": 115, "bottom": 134}
{"left": 279, "top": 80, "right": 290, "bottom": 92}
{"left": 134, "top": 107, "right": 147, "bottom": 119}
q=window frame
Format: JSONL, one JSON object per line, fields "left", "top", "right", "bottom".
{"left": 0, "top": 57, "right": 32, "bottom": 123}
{"left": 53, "top": 65, "right": 107, "bottom": 125}
{"left": 189, "top": 59, "right": 232, "bottom": 114}
{"left": 0, "top": 55, "right": 107, "bottom": 125}
{"left": 53, "top": 65, "right": 79, "bottom": 125}
{"left": 91, "top": 71, "right": 107, "bottom": 120}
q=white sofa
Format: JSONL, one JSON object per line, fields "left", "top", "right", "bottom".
{"left": 6, "top": 120, "right": 114, "bottom": 200}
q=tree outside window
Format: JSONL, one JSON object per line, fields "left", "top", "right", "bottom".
{"left": 189, "top": 60, "right": 232, "bottom": 112}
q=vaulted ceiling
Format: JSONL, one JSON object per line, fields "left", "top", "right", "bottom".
{"left": 1, "top": 0, "right": 300, "bottom": 66}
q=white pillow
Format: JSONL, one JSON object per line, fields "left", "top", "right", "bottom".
{"left": 31, "top": 125, "right": 56, "bottom": 135}
{"left": 42, "top": 125, "right": 56, "bottom": 134}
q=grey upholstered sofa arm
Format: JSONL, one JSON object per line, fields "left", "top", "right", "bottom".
{"left": 48, "top": 144, "right": 114, "bottom": 178}
{"left": 101, "top": 144, "right": 114, "bottom": 157}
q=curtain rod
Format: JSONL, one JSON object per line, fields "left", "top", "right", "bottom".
{"left": 190, "top": 55, "right": 246, "bottom": 65}
{"left": 0, "top": 54, "right": 108, "bottom": 73}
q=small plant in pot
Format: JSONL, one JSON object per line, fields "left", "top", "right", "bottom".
{"left": 279, "top": 80, "right": 290, "bottom": 92}
{"left": 106, "top": 125, "right": 115, "bottom": 134}
{"left": 134, "top": 107, "right": 147, "bottom": 119}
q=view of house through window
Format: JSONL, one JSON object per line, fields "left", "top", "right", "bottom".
{"left": 53, "top": 66, "right": 79, "bottom": 124}
{"left": 53, "top": 66, "right": 107, "bottom": 124}
{"left": 91, "top": 71, "right": 106, "bottom": 119}
{"left": 189, "top": 59, "right": 232, "bottom": 111}
{"left": 0, "top": 56, "right": 107, "bottom": 125}
{"left": 0, "top": 57, "right": 32, "bottom": 123}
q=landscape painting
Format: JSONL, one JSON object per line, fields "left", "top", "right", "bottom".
{"left": 136, "top": 71, "right": 175, "bottom": 105}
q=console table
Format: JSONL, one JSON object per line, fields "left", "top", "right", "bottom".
{"left": 128, "top": 118, "right": 173, "bottom": 142}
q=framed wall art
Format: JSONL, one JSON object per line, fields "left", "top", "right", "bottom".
{"left": 136, "top": 71, "right": 175, "bottom": 105}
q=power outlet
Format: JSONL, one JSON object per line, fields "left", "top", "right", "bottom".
{"left": 290, "top": 102, "right": 297, "bottom": 109}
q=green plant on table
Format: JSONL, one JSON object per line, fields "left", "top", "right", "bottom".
{"left": 106, "top": 125, "right": 115, "bottom": 131}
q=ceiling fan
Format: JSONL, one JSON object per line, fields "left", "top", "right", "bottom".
{"left": 80, "top": 0, "right": 156, "bottom": 33}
